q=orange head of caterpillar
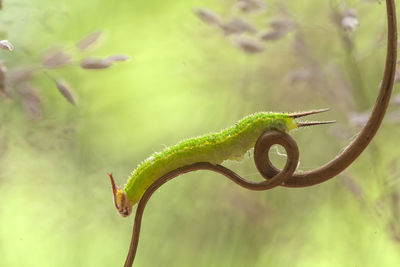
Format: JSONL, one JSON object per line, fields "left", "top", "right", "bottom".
{"left": 108, "top": 173, "right": 133, "bottom": 217}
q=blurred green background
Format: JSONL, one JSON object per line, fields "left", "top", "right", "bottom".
{"left": 1, "top": 0, "right": 400, "bottom": 266}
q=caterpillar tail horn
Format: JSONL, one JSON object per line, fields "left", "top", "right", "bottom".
{"left": 288, "top": 108, "right": 330, "bottom": 118}
{"left": 296, "top": 120, "right": 336, "bottom": 128}
{"left": 288, "top": 108, "right": 335, "bottom": 128}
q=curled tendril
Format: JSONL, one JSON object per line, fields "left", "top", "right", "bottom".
{"left": 270, "top": 0, "right": 397, "bottom": 187}
{"left": 124, "top": 131, "right": 299, "bottom": 266}
{"left": 123, "top": 1, "right": 397, "bottom": 266}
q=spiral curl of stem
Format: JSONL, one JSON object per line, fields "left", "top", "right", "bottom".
{"left": 123, "top": 1, "right": 397, "bottom": 266}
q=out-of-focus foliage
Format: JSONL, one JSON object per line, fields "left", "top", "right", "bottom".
{"left": 1, "top": 0, "right": 400, "bottom": 266}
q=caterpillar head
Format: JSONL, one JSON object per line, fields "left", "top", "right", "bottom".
{"left": 108, "top": 173, "right": 133, "bottom": 217}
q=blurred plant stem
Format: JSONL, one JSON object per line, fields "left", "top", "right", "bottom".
{"left": 331, "top": 6, "right": 370, "bottom": 111}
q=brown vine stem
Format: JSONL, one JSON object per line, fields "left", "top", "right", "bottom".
{"left": 266, "top": 0, "right": 397, "bottom": 187}
{"left": 123, "top": 1, "right": 397, "bottom": 266}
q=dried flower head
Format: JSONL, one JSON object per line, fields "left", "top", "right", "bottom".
{"left": 19, "top": 84, "right": 42, "bottom": 120}
{"left": 341, "top": 9, "right": 359, "bottom": 33}
{"left": 0, "top": 40, "right": 14, "bottom": 51}
{"left": 221, "top": 18, "right": 257, "bottom": 35}
{"left": 7, "top": 66, "right": 34, "bottom": 84}
{"left": 260, "top": 30, "right": 286, "bottom": 41}
{"left": 233, "top": 36, "right": 264, "bottom": 54}
{"left": 106, "top": 54, "right": 130, "bottom": 62}
{"left": 76, "top": 31, "right": 103, "bottom": 51}
{"left": 0, "top": 14, "right": 127, "bottom": 122}
{"left": 194, "top": 8, "right": 222, "bottom": 27}
{"left": 269, "top": 17, "right": 296, "bottom": 33}
{"left": 42, "top": 48, "right": 71, "bottom": 68}
{"left": 235, "top": 0, "right": 267, "bottom": 14}
{"left": 55, "top": 79, "right": 76, "bottom": 105}
{"left": 80, "top": 57, "right": 112, "bottom": 69}
{"left": 342, "top": 16, "right": 359, "bottom": 32}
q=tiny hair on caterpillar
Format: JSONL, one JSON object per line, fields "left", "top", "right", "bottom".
{"left": 109, "top": 108, "right": 334, "bottom": 217}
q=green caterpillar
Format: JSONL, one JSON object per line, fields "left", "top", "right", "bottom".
{"left": 109, "top": 109, "right": 333, "bottom": 217}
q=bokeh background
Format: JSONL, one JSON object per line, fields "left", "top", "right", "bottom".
{"left": 1, "top": 0, "right": 400, "bottom": 266}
